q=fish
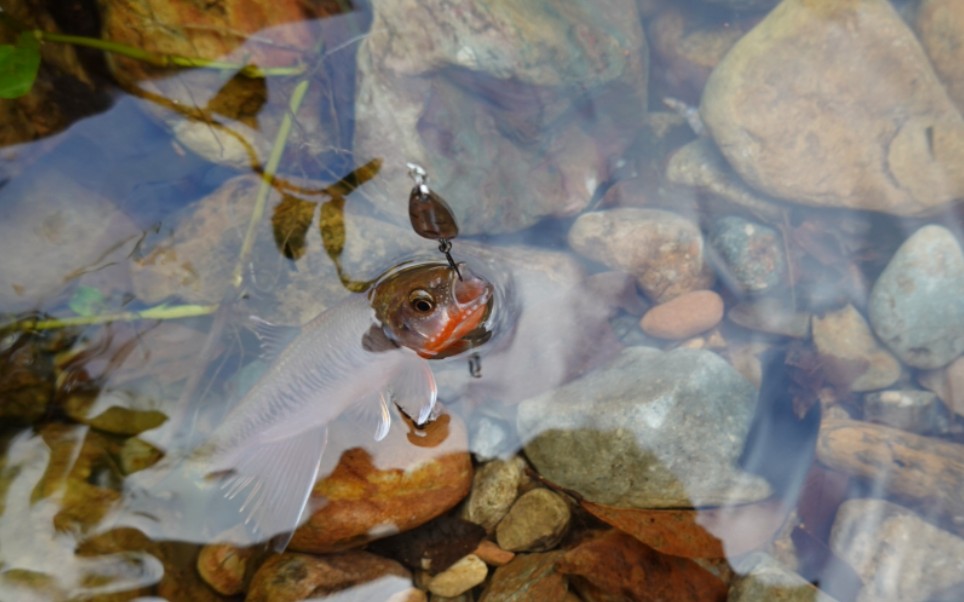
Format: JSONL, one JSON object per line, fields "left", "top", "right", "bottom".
{"left": 107, "top": 261, "right": 494, "bottom": 548}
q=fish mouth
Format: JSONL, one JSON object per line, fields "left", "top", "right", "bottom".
{"left": 420, "top": 264, "right": 494, "bottom": 357}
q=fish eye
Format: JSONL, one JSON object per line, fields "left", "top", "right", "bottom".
{"left": 409, "top": 289, "right": 435, "bottom": 313}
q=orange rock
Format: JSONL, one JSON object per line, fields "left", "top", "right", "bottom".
{"left": 196, "top": 543, "right": 258, "bottom": 596}
{"left": 474, "top": 539, "right": 515, "bottom": 566}
{"left": 640, "top": 290, "right": 724, "bottom": 339}
{"left": 289, "top": 414, "right": 473, "bottom": 553}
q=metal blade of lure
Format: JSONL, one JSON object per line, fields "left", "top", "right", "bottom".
{"left": 407, "top": 162, "right": 462, "bottom": 279}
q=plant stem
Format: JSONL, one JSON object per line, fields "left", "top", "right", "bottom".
{"left": 33, "top": 30, "right": 305, "bottom": 78}
{"left": 2, "top": 303, "right": 218, "bottom": 333}
{"left": 232, "top": 76, "right": 311, "bottom": 289}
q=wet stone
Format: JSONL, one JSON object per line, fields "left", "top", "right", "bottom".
{"left": 709, "top": 216, "right": 786, "bottom": 294}
{"left": 460, "top": 456, "right": 528, "bottom": 533}
{"left": 640, "top": 289, "right": 724, "bottom": 340}
{"left": 495, "top": 488, "right": 571, "bottom": 553}
{"left": 666, "top": 139, "right": 784, "bottom": 223}
{"left": 425, "top": 554, "right": 488, "bottom": 598}
{"left": 354, "top": 0, "right": 648, "bottom": 235}
{"left": 518, "top": 346, "right": 771, "bottom": 508}
{"left": 478, "top": 551, "right": 570, "bottom": 602}
{"left": 917, "top": 0, "right": 964, "bottom": 114}
{"left": 830, "top": 499, "right": 964, "bottom": 602}
{"left": 812, "top": 304, "right": 902, "bottom": 392}
{"left": 868, "top": 225, "right": 964, "bottom": 369}
{"left": 919, "top": 356, "right": 964, "bottom": 419}
{"left": 863, "top": 389, "right": 948, "bottom": 436}
{"left": 568, "top": 208, "right": 714, "bottom": 303}
{"left": 701, "top": 0, "right": 964, "bottom": 216}
{"left": 246, "top": 551, "right": 413, "bottom": 602}
{"left": 729, "top": 553, "right": 838, "bottom": 602}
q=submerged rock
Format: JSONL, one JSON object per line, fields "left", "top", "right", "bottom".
{"left": 701, "top": 0, "right": 964, "bottom": 216}
{"left": 353, "top": 0, "right": 648, "bottom": 234}
{"left": 868, "top": 225, "right": 964, "bottom": 370}
{"left": 812, "top": 304, "right": 902, "bottom": 392}
{"left": 917, "top": 0, "right": 964, "bottom": 115}
{"left": 830, "top": 499, "right": 964, "bottom": 602}
{"left": 709, "top": 215, "right": 787, "bottom": 295}
{"left": 517, "top": 346, "right": 771, "bottom": 508}
{"left": 567, "top": 208, "right": 714, "bottom": 302}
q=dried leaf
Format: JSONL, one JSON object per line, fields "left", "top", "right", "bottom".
{"left": 557, "top": 529, "right": 727, "bottom": 602}
{"left": 271, "top": 193, "right": 317, "bottom": 260}
{"left": 318, "top": 195, "right": 346, "bottom": 259}
{"left": 581, "top": 498, "right": 787, "bottom": 559}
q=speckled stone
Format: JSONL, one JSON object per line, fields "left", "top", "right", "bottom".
{"left": 868, "top": 225, "right": 964, "bottom": 369}
{"left": 709, "top": 215, "right": 786, "bottom": 294}
{"left": 246, "top": 552, "right": 414, "bottom": 602}
{"left": 495, "top": 488, "right": 571, "bottom": 552}
{"left": 568, "top": 208, "right": 714, "bottom": 302}
{"left": 460, "top": 456, "right": 528, "bottom": 533}
{"left": 478, "top": 552, "right": 570, "bottom": 601}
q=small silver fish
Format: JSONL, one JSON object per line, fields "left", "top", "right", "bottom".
{"left": 109, "top": 262, "right": 493, "bottom": 548}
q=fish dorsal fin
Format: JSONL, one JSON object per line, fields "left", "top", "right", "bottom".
{"left": 248, "top": 315, "right": 300, "bottom": 363}
{"left": 389, "top": 356, "right": 438, "bottom": 426}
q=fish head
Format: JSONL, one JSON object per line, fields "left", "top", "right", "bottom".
{"left": 370, "top": 262, "right": 494, "bottom": 358}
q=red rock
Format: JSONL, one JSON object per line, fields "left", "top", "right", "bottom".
{"left": 640, "top": 290, "right": 724, "bottom": 339}
{"left": 290, "top": 414, "right": 473, "bottom": 553}
{"left": 475, "top": 540, "right": 515, "bottom": 566}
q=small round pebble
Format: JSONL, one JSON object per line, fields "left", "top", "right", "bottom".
{"left": 495, "top": 488, "right": 571, "bottom": 552}
{"left": 640, "top": 289, "right": 724, "bottom": 339}
{"left": 426, "top": 554, "right": 488, "bottom": 597}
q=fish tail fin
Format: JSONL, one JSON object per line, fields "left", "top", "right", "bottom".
{"left": 220, "top": 427, "right": 328, "bottom": 550}
{"left": 103, "top": 429, "right": 328, "bottom": 549}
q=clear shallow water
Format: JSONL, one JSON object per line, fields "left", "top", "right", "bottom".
{"left": 1, "top": 0, "right": 963, "bottom": 600}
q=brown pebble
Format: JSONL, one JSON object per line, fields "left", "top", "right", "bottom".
{"left": 196, "top": 543, "right": 256, "bottom": 596}
{"left": 474, "top": 539, "right": 515, "bottom": 566}
{"left": 640, "top": 290, "right": 724, "bottom": 339}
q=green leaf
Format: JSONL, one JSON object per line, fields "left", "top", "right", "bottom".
{"left": 0, "top": 32, "right": 41, "bottom": 99}
{"left": 68, "top": 286, "right": 106, "bottom": 317}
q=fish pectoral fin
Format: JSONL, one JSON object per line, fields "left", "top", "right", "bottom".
{"left": 388, "top": 355, "right": 438, "bottom": 426}
{"left": 218, "top": 427, "right": 328, "bottom": 549}
{"left": 342, "top": 390, "right": 393, "bottom": 442}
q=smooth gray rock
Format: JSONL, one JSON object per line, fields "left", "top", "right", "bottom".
{"left": 729, "top": 553, "right": 838, "bottom": 602}
{"left": 830, "top": 499, "right": 964, "bottom": 602}
{"left": 517, "top": 346, "right": 771, "bottom": 508}
{"left": 868, "top": 225, "right": 964, "bottom": 369}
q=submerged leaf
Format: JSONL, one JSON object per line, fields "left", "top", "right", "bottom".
{"left": 557, "top": 529, "right": 728, "bottom": 602}
{"left": 271, "top": 194, "right": 317, "bottom": 260}
{"left": 68, "top": 286, "right": 107, "bottom": 317}
{"left": 0, "top": 32, "right": 41, "bottom": 99}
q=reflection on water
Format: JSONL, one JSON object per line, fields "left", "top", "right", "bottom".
{"left": 1, "top": 0, "right": 964, "bottom": 600}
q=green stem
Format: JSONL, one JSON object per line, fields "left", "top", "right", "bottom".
{"left": 232, "top": 77, "right": 311, "bottom": 289}
{"left": 3, "top": 303, "right": 218, "bottom": 332}
{"left": 33, "top": 30, "right": 305, "bottom": 78}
